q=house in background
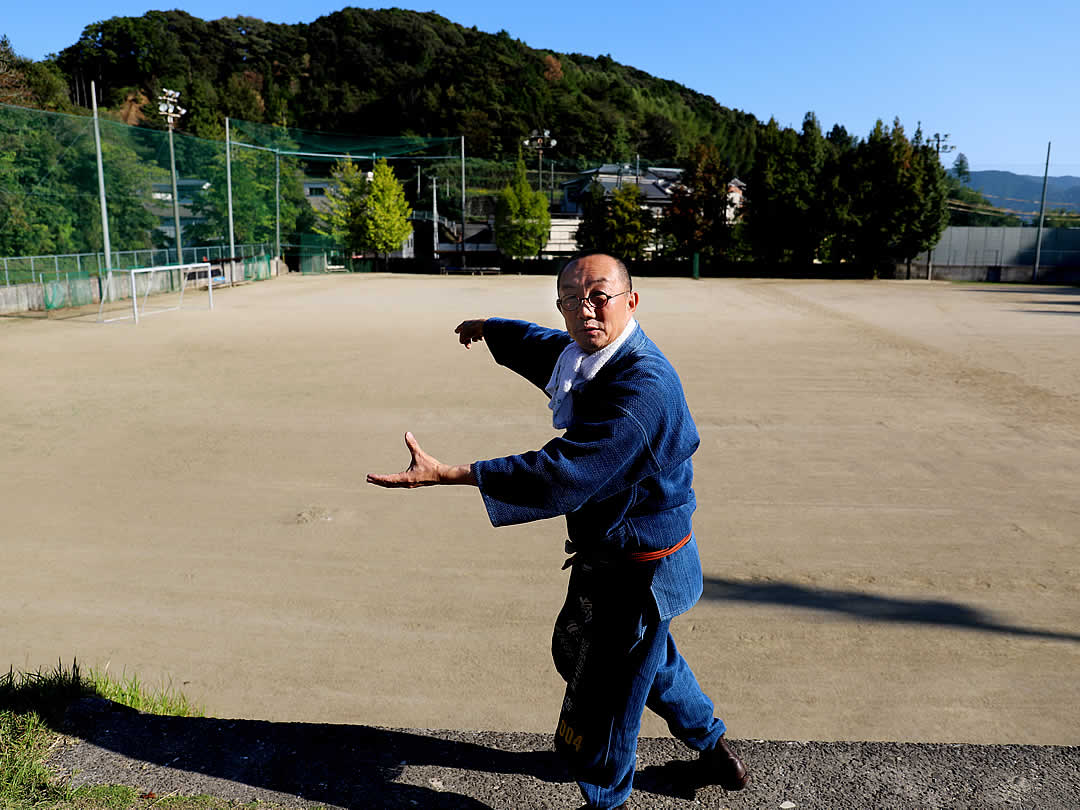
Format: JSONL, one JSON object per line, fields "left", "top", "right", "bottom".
{"left": 559, "top": 164, "right": 683, "bottom": 218}
{"left": 726, "top": 178, "right": 746, "bottom": 223}
{"left": 559, "top": 164, "right": 747, "bottom": 224}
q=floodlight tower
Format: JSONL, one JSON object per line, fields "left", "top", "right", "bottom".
{"left": 524, "top": 129, "right": 556, "bottom": 196}
{"left": 158, "top": 89, "right": 187, "bottom": 264}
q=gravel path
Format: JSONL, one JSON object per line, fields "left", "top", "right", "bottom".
{"left": 50, "top": 698, "right": 1080, "bottom": 809}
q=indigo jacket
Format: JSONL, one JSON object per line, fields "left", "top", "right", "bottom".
{"left": 472, "top": 317, "right": 704, "bottom": 620}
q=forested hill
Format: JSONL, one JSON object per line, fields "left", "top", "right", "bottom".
{"left": 966, "top": 171, "right": 1080, "bottom": 218}
{"left": 49, "top": 8, "right": 760, "bottom": 168}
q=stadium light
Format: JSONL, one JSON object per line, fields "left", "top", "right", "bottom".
{"left": 523, "top": 129, "right": 556, "bottom": 196}
{"left": 158, "top": 89, "right": 187, "bottom": 264}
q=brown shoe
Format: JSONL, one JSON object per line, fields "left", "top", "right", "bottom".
{"left": 699, "top": 736, "right": 749, "bottom": 790}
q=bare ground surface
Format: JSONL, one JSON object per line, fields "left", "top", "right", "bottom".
{"left": 3, "top": 274, "right": 1080, "bottom": 804}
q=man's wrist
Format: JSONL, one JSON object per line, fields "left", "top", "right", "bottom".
{"left": 437, "top": 463, "right": 477, "bottom": 486}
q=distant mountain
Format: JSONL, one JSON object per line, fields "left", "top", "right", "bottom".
{"left": 966, "top": 170, "right": 1080, "bottom": 219}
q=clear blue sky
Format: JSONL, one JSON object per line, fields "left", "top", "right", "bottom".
{"left": 5, "top": 0, "right": 1078, "bottom": 176}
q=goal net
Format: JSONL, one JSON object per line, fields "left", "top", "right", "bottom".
{"left": 97, "top": 263, "right": 214, "bottom": 324}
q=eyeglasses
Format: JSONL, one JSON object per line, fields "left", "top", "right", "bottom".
{"left": 556, "top": 290, "right": 630, "bottom": 312}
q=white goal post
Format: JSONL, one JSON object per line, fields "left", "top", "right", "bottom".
{"left": 97, "top": 263, "right": 214, "bottom": 324}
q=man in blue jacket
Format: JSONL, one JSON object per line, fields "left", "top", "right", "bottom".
{"left": 367, "top": 252, "right": 748, "bottom": 809}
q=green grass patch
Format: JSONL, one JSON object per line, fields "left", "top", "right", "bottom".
{"left": 84, "top": 666, "right": 202, "bottom": 718}
{"left": 0, "top": 660, "right": 213, "bottom": 810}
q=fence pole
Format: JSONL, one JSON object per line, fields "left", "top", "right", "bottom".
{"left": 1033, "top": 141, "right": 1051, "bottom": 283}
{"left": 460, "top": 135, "right": 467, "bottom": 270}
{"left": 226, "top": 117, "right": 236, "bottom": 259}
{"left": 275, "top": 152, "right": 281, "bottom": 259}
{"left": 91, "top": 81, "right": 113, "bottom": 273}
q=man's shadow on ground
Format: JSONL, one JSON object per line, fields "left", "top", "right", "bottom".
{"left": 54, "top": 698, "right": 703, "bottom": 809}
{"left": 702, "top": 577, "right": 1080, "bottom": 643}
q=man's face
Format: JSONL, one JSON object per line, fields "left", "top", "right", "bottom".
{"left": 557, "top": 255, "right": 639, "bottom": 353}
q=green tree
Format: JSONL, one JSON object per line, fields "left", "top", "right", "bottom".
{"left": 575, "top": 182, "right": 655, "bottom": 260}
{"left": 817, "top": 124, "right": 860, "bottom": 261}
{"left": 952, "top": 152, "right": 971, "bottom": 184}
{"left": 188, "top": 145, "right": 311, "bottom": 247}
{"left": 315, "top": 158, "right": 371, "bottom": 257}
{"left": 494, "top": 153, "right": 549, "bottom": 257}
{"left": 894, "top": 127, "right": 949, "bottom": 275}
{"left": 845, "top": 119, "right": 949, "bottom": 276}
{"left": 742, "top": 118, "right": 803, "bottom": 265}
{"left": 362, "top": 157, "right": 412, "bottom": 267}
{"left": 662, "top": 143, "right": 738, "bottom": 260}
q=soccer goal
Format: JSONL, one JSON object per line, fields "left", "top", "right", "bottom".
{"left": 97, "top": 263, "right": 214, "bottom": 324}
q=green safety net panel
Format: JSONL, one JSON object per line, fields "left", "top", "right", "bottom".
{"left": 0, "top": 101, "right": 224, "bottom": 263}
{"left": 243, "top": 255, "right": 273, "bottom": 281}
{"left": 43, "top": 271, "right": 97, "bottom": 310}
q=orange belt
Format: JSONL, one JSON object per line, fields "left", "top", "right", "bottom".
{"left": 562, "top": 533, "right": 693, "bottom": 569}
{"left": 624, "top": 532, "right": 693, "bottom": 563}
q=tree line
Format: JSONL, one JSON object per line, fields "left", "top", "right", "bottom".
{"left": 541, "top": 114, "right": 951, "bottom": 274}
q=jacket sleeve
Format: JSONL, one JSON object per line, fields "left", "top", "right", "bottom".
{"left": 472, "top": 395, "right": 662, "bottom": 527}
{"left": 483, "top": 317, "right": 573, "bottom": 394}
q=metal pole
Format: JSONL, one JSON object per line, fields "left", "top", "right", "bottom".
{"left": 1033, "top": 141, "right": 1051, "bottom": 283}
{"left": 275, "top": 151, "right": 281, "bottom": 259}
{"left": 460, "top": 136, "right": 466, "bottom": 269}
{"left": 432, "top": 178, "right": 439, "bottom": 260}
{"left": 168, "top": 125, "right": 183, "bottom": 264}
{"left": 226, "top": 117, "right": 236, "bottom": 262}
{"left": 91, "top": 81, "right": 112, "bottom": 271}
{"left": 129, "top": 269, "right": 139, "bottom": 325}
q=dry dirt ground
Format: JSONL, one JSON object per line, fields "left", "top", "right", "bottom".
{"left": 3, "top": 273, "right": 1079, "bottom": 754}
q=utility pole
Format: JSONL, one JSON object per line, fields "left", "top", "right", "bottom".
{"left": 1034, "top": 141, "right": 1051, "bottom": 283}
{"left": 925, "top": 128, "right": 955, "bottom": 281}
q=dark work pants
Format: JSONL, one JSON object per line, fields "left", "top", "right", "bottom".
{"left": 552, "top": 559, "right": 726, "bottom": 809}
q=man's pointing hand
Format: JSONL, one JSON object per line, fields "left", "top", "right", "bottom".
{"left": 367, "top": 432, "right": 476, "bottom": 488}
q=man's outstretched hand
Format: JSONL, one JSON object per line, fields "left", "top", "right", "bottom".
{"left": 455, "top": 319, "right": 486, "bottom": 348}
{"left": 367, "top": 432, "right": 476, "bottom": 488}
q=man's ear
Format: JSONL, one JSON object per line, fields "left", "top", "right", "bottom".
{"left": 627, "top": 291, "right": 639, "bottom": 312}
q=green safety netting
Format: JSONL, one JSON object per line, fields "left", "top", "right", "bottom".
{"left": 1, "top": 101, "right": 579, "bottom": 311}
{"left": 43, "top": 271, "right": 97, "bottom": 310}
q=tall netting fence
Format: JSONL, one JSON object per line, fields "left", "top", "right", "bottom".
{"left": 228, "top": 119, "right": 466, "bottom": 271}
{"left": 2, "top": 101, "right": 586, "bottom": 315}
{"left": 228, "top": 120, "right": 580, "bottom": 273}
{"left": 0, "top": 102, "right": 277, "bottom": 314}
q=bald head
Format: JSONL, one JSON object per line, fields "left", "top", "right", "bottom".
{"left": 557, "top": 252, "right": 632, "bottom": 292}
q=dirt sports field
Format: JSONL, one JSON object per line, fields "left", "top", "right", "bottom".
{"left": 3, "top": 273, "right": 1078, "bottom": 747}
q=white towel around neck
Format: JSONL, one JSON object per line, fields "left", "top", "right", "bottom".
{"left": 545, "top": 318, "right": 637, "bottom": 429}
